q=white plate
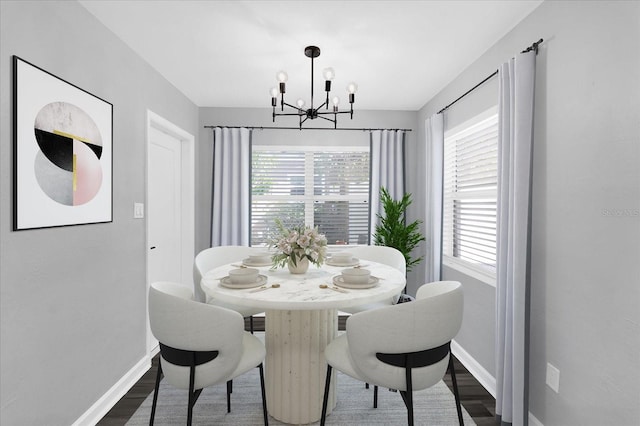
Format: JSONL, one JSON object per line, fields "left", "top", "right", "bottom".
{"left": 333, "top": 275, "right": 379, "bottom": 289}
{"left": 220, "top": 274, "right": 268, "bottom": 289}
{"left": 242, "top": 258, "right": 272, "bottom": 267}
{"left": 326, "top": 257, "right": 360, "bottom": 267}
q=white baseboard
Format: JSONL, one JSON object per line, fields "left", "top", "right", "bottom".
{"left": 529, "top": 412, "right": 544, "bottom": 426}
{"left": 451, "top": 340, "right": 496, "bottom": 398}
{"left": 72, "top": 355, "right": 152, "bottom": 426}
{"left": 150, "top": 342, "right": 160, "bottom": 357}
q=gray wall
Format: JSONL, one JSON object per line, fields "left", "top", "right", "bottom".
{"left": 443, "top": 266, "right": 496, "bottom": 377}
{"left": 418, "top": 1, "right": 640, "bottom": 425}
{"left": 0, "top": 1, "right": 199, "bottom": 424}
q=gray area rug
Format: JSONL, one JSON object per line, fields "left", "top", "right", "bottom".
{"left": 126, "top": 367, "right": 475, "bottom": 425}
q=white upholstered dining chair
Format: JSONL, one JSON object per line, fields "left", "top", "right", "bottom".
{"left": 320, "top": 280, "right": 465, "bottom": 426}
{"left": 194, "top": 246, "right": 265, "bottom": 332}
{"left": 148, "top": 281, "right": 268, "bottom": 425}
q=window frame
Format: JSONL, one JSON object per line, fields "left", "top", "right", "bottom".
{"left": 250, "top": 144, "right": 370, "bottom": 246}
{"left": 442, "top": 107, "right": 498, "bottom": 287}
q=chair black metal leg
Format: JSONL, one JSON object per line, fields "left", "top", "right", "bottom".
{"left": 399, "top": 390, "right": 408, "bottom": 406}
{"left": 187, "top": 361, "right": 196, "bottom": 426}
{"left": 373, "top": 385, "right": 378, "bottom": 408}
{"left": 258, "top": 363, "right": 269, "bottom": 425}
{"left": 226, "top": 380, "right": 232, "bottom": 413}
{"left": 449, "top": 355, "right": 464, "bottom": 426}
{"left": 405, "top": 366, "right": 414, "bottom": 426}
{"left": 320, "top": 365, "right": 333, "bottom": 426}
{"left": 149, "top": 361, "right": 163, "bottom": 426}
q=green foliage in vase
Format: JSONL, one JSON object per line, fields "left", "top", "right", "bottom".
{"left": 373, "top": 187, "right": 425, "bottom": 273}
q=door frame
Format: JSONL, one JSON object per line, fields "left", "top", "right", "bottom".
{"left": 145, "top": 110, "right": 195, "bottom": 355}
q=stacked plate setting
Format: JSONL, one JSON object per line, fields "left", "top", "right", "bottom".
{"left": 327, "top": 252, "right": 359, "bottom": 267}
{"left": 221, "top": 267, "right": 267, "bottom": 289}
{"left": 242, "top": 252, "right": 272, "bottom": 267}
{"left": 333, "top": 267, "right": 379, "bottom": 289}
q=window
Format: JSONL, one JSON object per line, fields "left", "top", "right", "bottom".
{"left": 251, "top": 146, "right": 370, "bottom": 246}
{"left": 443, "top": 110, "right": 498, "bottom": 280}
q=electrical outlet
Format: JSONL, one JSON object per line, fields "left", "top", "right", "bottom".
{"left": 134, "top": 202, "right": 144, "bottom": 219}
{"left": 546, "top": 363, "right": 560, "bottom": 393}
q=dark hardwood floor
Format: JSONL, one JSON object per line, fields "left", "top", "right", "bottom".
{"left": 98, "top": 317, "right": 496, "bottom": 425}
{"left": 444, "top": 357, "right": 496, "bottom": 426}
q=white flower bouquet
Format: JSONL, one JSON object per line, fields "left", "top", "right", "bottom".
{"left": 270, "top": 219, "right": 328, "bottom": 269}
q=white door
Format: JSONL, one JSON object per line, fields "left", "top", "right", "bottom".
{"left": 146, "top": 112, "right": 194, "bottom": 355}
{"left": 148, "top": 127, "right": 183, "bottom": 285}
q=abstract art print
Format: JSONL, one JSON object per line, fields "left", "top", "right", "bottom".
{"left": 13, "top": 56, "right": 113, "bottom": 230}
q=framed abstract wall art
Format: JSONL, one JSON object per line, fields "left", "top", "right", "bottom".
{"left": 13, "top": 56, "right": 113, "bottom": 230}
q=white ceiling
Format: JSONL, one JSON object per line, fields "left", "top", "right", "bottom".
{"left": 79, "top": 0, "right": 542, "bottom": 111}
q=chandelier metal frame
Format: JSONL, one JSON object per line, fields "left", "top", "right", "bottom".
{"left": 271, "top": 45, "right": 356, "bottom": 129}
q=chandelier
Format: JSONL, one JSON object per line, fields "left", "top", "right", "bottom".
{"left": 270, "top": 45, "right": 357, "bottom": 129}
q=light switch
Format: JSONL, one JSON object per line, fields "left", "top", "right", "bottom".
{"left": 134, "top": 202, "right": 144, "bottom": 219}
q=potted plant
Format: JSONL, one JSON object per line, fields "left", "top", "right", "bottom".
{"left": 372, "top": 187, "right": 425, "bottom": 273}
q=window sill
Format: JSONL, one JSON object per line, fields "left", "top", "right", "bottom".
{"left": 443, "top": 256, "right": 496, "bottom": 287}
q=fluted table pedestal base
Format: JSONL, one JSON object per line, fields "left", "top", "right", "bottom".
{"left": 265, "top": 309, "right": 337, "bottom": 424}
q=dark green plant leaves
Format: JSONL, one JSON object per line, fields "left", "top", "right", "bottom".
{"left": 373, "top": 187, "right": 425, "bottom": 272}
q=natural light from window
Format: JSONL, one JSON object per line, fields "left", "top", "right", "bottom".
{"left": 251, "top": 146, "right": 370, "bottom": 246}
{"left": 443, "top": 109, "right": 498, "bottom": 282}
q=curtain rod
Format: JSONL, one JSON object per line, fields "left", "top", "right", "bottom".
{"left": 437, "top": 70, "right": 498, "bottom": 114}
{"left": 204, "top": 125, "right": 412, "bottom": 132}
{"left": 437, "top": 38, "right": 543, "bottom": 115}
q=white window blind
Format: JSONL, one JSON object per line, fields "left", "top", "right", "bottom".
{"left": 443, "top": 113, "right": 498, "bottom": 271}
{"left": 251, "top": 147, "right": 370, "bottom": 246}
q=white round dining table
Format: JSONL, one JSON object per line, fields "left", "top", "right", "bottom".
{"left": 201, "top": 259, "right": 406, "bottom": 425}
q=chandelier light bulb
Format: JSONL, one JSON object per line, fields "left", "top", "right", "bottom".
{"left": 332, "top": 96, "right": 340, "bottom": 106}
{"left": 347, "top": 82, "right": 358, "bottom": 94}
{"left": 270, "top": 87, "right": 279, "bottom": 98}
{"left": 296, "top": 98, "right": 306, "bottom": 109}
{"left": 322, "top": 67, "right": 335, "bottom": 81}
{"left": 276, "top": 70, "right": 288, "bottom": 83}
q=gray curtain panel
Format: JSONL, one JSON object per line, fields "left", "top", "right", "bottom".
{"left": 211, "top": 127, "right": 252, "bottom": 246}
{"left": 495, "top": 51, "right": 536, "bottom": 426}
{"left": 369, "top": 129, "right": 406, "bottom": 242}
{"left": 424, "top": 113, "right": 444, "bottom": 283}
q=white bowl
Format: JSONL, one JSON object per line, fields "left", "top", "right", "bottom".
{"left": 228, "top": 268, "right": 259, "bottom": 284}
{"left": 341, "top": 268, "right": 371, "bottom": 284}
{"left": 331, "top": 252, "right": 353, "bottom": 264}
{"left": 249, "top": 252, "right": 272, "bottom": 264}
